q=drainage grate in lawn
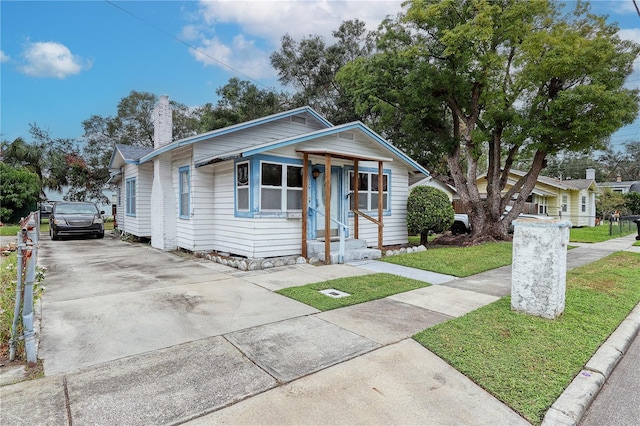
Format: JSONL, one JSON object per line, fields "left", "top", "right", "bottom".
{"left": 319, "top": 288, "right": 351, "bottom": 298}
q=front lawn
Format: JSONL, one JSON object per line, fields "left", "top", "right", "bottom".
{"left": 414, "top": 252, "right": 640, "bottom": 425}
{"left": 570, "top": 221, "right": 636, "bottom": 243}
{"left": 276, "top": 273, "right": 430, "bottom": 311}
{"left": 382, "top": 242, "right": 513, "bottom": 277}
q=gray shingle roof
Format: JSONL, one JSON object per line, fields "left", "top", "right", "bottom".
{"left": 116, "top": 144, "right": 153, "bottom": 161}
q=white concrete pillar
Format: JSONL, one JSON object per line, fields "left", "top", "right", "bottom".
{"left": 151, "top": 154, "right": 177, "bottom": 251}
{"left": 511, "top": 219, "right": 572, "bottom": 319}
{"left": 153, "top": 95, "right": 172, "bottom": 150}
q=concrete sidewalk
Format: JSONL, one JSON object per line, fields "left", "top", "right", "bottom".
{"left": 1, "top": 233, "right": 638, "bottom": 425}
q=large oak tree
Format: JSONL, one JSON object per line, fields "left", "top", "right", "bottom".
{"left": 338, "top": 0, "right": 639, "bottom": 241}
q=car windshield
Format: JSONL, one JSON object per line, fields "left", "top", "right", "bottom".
{"left": 55, "top": 203, "right": 98, "bottom": 215}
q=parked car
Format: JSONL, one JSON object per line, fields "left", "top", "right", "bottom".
{"left": 451, "top": 208, "right": 552, "bottom": 235}
{"left": 50, "top": 202, "right": 105, "bottom": 240}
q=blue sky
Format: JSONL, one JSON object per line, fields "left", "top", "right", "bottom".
{"left": 1, "top": 0, "right": 639, "bottom": 152}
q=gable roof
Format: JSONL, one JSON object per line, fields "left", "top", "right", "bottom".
{"left": 139, "top": 106, "right": 332, "bottom": 164}
{"left": 108, "top": 144, "right": 154, "bottom": 170}
{"left": 506, "top": 169, "right": 597, "bottom": 191}
{"left": 193, "top": 120, "right": 430, "bottom": 176}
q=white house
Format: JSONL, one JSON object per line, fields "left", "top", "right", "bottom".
{"left": 408, "top": 175, "right": 457, "bottom": 201}
{"left": 108, "top": 97, "right": 430, "bottom": 264}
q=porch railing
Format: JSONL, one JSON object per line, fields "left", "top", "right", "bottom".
{"left": 309, "top": 206, "right": 348, "bottom": 264}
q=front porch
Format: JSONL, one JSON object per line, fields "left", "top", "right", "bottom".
{"left": 299, "top": 149, "right": 391, "bottom": 264}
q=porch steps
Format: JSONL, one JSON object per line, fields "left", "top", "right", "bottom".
{"left": 308, "top": 239, "right": 382, "bottom": 264}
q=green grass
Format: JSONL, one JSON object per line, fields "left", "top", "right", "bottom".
{"left": 383, "top": 242, "right": 513, "bottom": 277}
{"left": 1, "top": 221, "right": 114, "bottom": 237}
{"left": 570, "top": 221, "right": 636, "bottom": 243}
{"left": 276, "top": 273, "right": 430, "bottom": 311}
{"left": 414, "top": 252, "right": 640, "bottom": 425}
{"left": 0, "top": 252, "right": 45, "bottom": 361}
{"left": 634, "top": 240, "right": 640, "bottom": 247}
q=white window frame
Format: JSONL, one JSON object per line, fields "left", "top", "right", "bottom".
{"left": 581, "top": 195, "right": 587, "bottom": 213}
{"left": 561, "top": 194, "right": 568, "bottom": 213}
{"left": 537, "top": 196, "right": 548, "bottom": 215}
{"left": 179, "top": 166, "right": 190, "bottom": 219}
{"left": 125, "top": 178, "right": 136, "bottom": 216}
{"left": 349, "top": 170, "right": 389, "bottom": 212}
{"left": 259, "top": 161, "right": 303, "bottom": 212}
{"left": 236, "top": 161, "right": 250, "bottom": 212}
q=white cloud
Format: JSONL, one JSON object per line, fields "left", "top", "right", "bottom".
{"left": 19, "top": 41, "right": 92, "bottom": 79}
{"left": 197, "top": 0, "right": 402, "bottom": 42}
{"left": 186, "top": 0, "right": 403, "bottom": 78}
{"left": 190, "top": 33, "right": 275, "bottom": 80}
{"left": 617, "top": 28, "right": 640, "bottom": 43}
{"left": 0, "top": 50, "right": 10, "bottom": 63}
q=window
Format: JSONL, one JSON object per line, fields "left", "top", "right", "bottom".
{"left": 561, "top": 195, "right": 568, "bottom": 213}
{"left": 179, "top": 166, "right": 190, "bottom": 218}
{"left": 260, "top": 162, "right": 302, "bottom": 211}
{"left": 537, "top": 196, "right": 548, "bottom": 215}
{"left": 349, "top": 171, "right": 389, "bottom": 211}
{"left": 581, "top": 196, "right": 587, "bottom": 213}
{"left": 236, "top": 162, "right": 250, "bottom": 211}
{"left": 125, "top": 178, "right": 136, "bottom": 216}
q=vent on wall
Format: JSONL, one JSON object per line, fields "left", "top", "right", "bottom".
{"left": 337, "top": 132, "right": 354, "bottom": 140}
{"left": 291, "top": 115, "right": 306, "bottom": 125}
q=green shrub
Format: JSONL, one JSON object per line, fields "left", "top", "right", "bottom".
{"left": 407, "top": 186, "right": 454, "bottom": 245}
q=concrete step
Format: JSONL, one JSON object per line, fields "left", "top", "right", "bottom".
{"left": 317, "top": 248, "right": 382, "bottom": 264}
{"left": 307, "top": 239, "right": 367, "bottom": 257}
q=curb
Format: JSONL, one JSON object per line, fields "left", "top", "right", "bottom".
{"left": 541, "top": 302, "right": 640, "bottom": 426}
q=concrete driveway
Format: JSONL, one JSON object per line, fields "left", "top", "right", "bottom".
{"left": 37, "top": 236, "right": 319, "bottom": 375}
{"left": 2, "top": 233, "right": 531, "bottom": 425}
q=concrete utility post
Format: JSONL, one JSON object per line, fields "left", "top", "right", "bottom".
{"left": 511, "top": 218, "right": 572, "bottom": 319}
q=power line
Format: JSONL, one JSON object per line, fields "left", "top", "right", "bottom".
{"left": 104, "top": 0, "right": 273, "bottom": 91}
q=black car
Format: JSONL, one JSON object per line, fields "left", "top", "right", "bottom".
{"left": 50, "top": 202, "right": 105, "bottom": 240}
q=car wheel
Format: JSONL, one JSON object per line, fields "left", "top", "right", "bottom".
{"left": 97, "top": 232, "right": 104, "bottom": 239}
{"left": 50, "top": 226, "right": 59, "bottom": 241}
{"left": 451, "top": 222, "right": 467, "bottom": 235}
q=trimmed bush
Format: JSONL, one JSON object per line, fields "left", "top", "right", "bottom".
{"left": 407, "top": 186, "right": 454, "bottom": 245}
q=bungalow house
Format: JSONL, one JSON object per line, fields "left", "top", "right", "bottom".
{"left": 108, "top": 96, "right": 430, "bottom": 264}
{"left": 476, "top": 169, "right": 598, "bottom": 227}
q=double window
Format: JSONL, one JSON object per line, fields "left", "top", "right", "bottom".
{"left": 179, "top": 166, "right": 190, "bottom": 218}
{"left": 260, "top": 162, "right": 303, "bottom": 211}
{"left": 349, "top": 171, "right": 388, "bottom": 211}
{"left": 125, "top": 178, "right": 136, "bottom": 216}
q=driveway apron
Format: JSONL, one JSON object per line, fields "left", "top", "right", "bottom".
{"left": 37, "top": 237, "right": 318, "bottom": 375}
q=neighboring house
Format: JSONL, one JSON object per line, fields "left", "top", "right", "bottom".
{"left": 42, "top": 187, "right": 115, "bottom": 219}
{"left": 598, "top": 177, "right": 640, "bottom": 194}
{"left": 108, "top": 97, "right": 430, "bottom": 264}
{"left": 408, "top": 175, "right": 457, "bottom": 201}
{"left": 475, "top": 168, "right": 598, "bottom": 227}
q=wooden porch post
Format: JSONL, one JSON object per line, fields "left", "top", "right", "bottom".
{"left": 353, "top": 160, "right": 359, "bottom": 239}
{"left": 302, "top": 152, "right": 309, "bottom": 259}
{"left": 324, "top": 154, "right": 332, "bottom": 264}
{"left": 378, "top": 161, "right": 384, "bottom": 250}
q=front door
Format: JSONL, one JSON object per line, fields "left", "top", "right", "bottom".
{"left": 312, "top": 165, "right": 343, "bottom": 240}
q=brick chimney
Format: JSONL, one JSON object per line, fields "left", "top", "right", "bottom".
{"left": 616, "top": 174, "right": 622, "bottom": 183}
{"left": 153, "top": 95, "right": 172, "bottom": 149}
{"left": 585, "top": 168, "right": 595, "bottom": 180}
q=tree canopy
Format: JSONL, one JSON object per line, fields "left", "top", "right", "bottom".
{"left": 271, "top": 19, "right": 376, "bottom": 124}
{"left": 338, "top": 0, "right": 640, "bottom": 241}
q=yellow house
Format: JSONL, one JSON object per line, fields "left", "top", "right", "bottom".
{"left": 476, "top": 169, "right": 598, "bottom": 227}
